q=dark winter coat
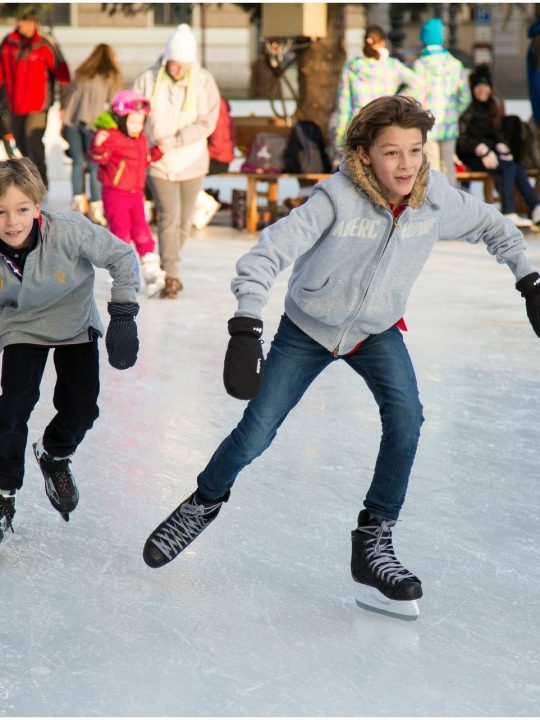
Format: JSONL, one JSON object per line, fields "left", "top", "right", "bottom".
{"left": 528, "top": 19, "right": 540, "bottom": 123}
{"left": 0, "top": 29, "right": 70, "bottom": 114}
{"left": 456, "top": 99, "right": 506, "bottom": 163}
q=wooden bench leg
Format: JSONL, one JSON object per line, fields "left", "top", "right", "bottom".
{"left": 267, "top": 179, "right": 279, "bottom": 224}
{"left": 246, "top": 177, "right": 258, "bottom": 233}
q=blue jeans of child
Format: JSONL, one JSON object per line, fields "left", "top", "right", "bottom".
{"left": 198, "top": 315, "right": 424, "bottom": 520}
{"left": 63, "top": 123, "right": 101, "bottom": 202}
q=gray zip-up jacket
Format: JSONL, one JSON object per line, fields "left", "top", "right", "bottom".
{"left": 0, "top": 210, "right": 139, "bottom": 351}
{"left": 232, "top": 150, "right": 535, "bottom": 355}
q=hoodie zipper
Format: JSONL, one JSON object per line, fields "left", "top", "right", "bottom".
{"left": 331, "top": 210, "right": 400, "bottom": 356}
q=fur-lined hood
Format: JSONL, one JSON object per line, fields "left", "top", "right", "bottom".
{"left": 342, "top": 146, "right": 435, "bottom": 210}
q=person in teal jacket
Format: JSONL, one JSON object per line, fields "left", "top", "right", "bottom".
{"left": 143, "top": 96, "right": 540, "bottom": 622}
{"left": 413, "top": 18, "right": 470, "bottom": 186}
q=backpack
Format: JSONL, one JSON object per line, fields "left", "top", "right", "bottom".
{"left": 282, "top": 120, "right": 332, "bottom": 174}
{"left": 240, "top": 132, "right": 287, "bottom": 174}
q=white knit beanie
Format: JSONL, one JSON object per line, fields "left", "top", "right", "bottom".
{"left": 163, "top": 23, "right": 197, "bottom": 63}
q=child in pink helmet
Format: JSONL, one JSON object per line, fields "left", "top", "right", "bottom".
{"left": 89, "top": 89, "right": 165, "bottom": 296}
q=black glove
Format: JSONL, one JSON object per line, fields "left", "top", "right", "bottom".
{"left": 105, "top": 302, "right": 139, "bottom": 369}
{"left": 223, "top": 317, "right": 264, "bottom": 399}
{"left": 516, "top": 272, "right": 540, "bottom": 337}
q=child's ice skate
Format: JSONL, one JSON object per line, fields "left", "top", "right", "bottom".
{"left": 351, "top": 509, "right": 422, "bottom": 621}
{"left": 140, "top": 252, "right": 166, "bottom": 297}
{"left": 143, "top": 488, "right": 230, "bottom": 568}
{"left": 0, "top": 491, "right": 15, "bottom": 545}
{"left": 33, "top": 441, "right": 79, "bottom": 522}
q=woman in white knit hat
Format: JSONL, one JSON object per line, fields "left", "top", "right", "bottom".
{"left": 133, "top": 24, "right": 220, "bottom": 298}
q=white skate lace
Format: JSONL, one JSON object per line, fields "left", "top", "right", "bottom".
{"left": 361, "top": 520, "right": 416, "bottom": 587}
{"left": 150, "top": 495, "right": 222, "bottom": 561}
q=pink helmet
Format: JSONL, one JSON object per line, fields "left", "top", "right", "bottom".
{"left": 111, "top": 89, "right": 150, "bottom": 116}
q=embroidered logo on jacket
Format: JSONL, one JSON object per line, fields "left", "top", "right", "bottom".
{"left": 54, "top": 271, "right": 66, "bottom": 285}
{"left": 333, "top": 218, "right": 381, "bottom": 239}
{"left": 400, "top": 219, "right": 436, "bottom": 239}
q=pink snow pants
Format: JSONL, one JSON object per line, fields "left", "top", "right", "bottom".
{"left": 102, "top": 186, "right": 155, "bottom": 257}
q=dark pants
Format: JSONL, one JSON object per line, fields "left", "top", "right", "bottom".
{"left": 10, "top": 111, "right": 48, "bottom": 188}
{"left": 463, "top": 154, "right": 540, "bottom": 214}
{"left": 0, "top": 341, "right": 100, "bottom": 492}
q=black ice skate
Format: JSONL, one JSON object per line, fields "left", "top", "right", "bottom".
{"left": 0, "top": 492, "right": 15, "bottom": 545}
{"left": 351, "top": 509, "right": 422, "bottom": 621}
{"left": 33, "top": 443, "right": 79, "bottom": 522}
{"left": 143, "top": 489, "right": 230, "bottom": 568}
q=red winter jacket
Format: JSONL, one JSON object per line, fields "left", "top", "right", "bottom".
{"left": 0, "top": 29, "right": 70, "bottom": 115}
{"left": 89, "top": 126, "right": 158, "bottom": 192}
{"left": 208, "top": 98, "right": 235, "bottom": 164}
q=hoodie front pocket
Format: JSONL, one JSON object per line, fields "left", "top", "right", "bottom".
{"left": 294, "top": 277, "right": 349, "bottom": 325}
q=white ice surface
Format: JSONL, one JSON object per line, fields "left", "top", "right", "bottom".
{"left": 1, "top": 183, "right": 540, "bottom": 717}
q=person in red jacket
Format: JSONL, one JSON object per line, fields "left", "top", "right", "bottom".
{"left": 208, "top": 98, "right": 235, "bottom": 174}
{"left": 0, "top": 10, "right": 71, "bottom": 188}
{"left": 89, "top": 89, "right": 165, "bottom": 297}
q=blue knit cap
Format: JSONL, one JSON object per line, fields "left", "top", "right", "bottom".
{"left": 420, "top": 18, "right": 444, "bottom": 47}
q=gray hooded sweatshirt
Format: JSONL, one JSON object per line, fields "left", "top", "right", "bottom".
{"left": 0, "top": 210, "right": 139, "bottom": 351}
{"left": 232, "top": 150, "right": 535, "bottom": 355}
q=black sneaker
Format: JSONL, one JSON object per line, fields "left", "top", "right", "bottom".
{"left": 351, "top": 509, "right": 422, "bottom": 602}
{"left": 0, "top": 493, "right": 15, "bottom": 544}
{"left": 33, "top": 443, "right": 79, "bottom": 522}
{"left": 143, "top": 489, "right": 230, "bottom": 568}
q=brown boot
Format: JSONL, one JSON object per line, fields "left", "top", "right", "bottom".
{"left": 160, "top": 277, "right": 183, "bottom": 299}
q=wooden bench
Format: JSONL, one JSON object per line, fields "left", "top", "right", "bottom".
{"left": 213, "top": 167, "right": 540, "bottom": 233}
{"left": 456, "top": 168, "right": 540, "bottom": 207}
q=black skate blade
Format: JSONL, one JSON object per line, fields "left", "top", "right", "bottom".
{"left": 61, "top": 513, "right": 70, "bottom": 522}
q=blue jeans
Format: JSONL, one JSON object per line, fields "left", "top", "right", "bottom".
{"left": 62, "top": 124, "right": 101, "bottom": 201}
{"left": 498, "top": 159, "right": 539, "bottom": 214}
{"left": 198, "top": 315, "right": 424, "bottom": 521}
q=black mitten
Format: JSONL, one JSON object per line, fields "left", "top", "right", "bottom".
{"left": 105, "top": 302, "right": 140, "bottom": 369}
{"left": 516, "top": 272, "right": 540, "bottom": 337}
{"left": 223, "top": 316, "right": 264, "bottom": 399}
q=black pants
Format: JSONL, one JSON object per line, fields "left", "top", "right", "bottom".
{"left": 10, "top": 111, "right": 48, "bottom": 188}
{"left": 0, "top": 341, "right": 100, "bottom": 492}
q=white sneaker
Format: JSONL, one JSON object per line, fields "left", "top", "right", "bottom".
{"left": 531, "top": 204, "right": 540, "bottom": 226}
{"left": 140, "top": 252, "right": 166, "bottom": 297}
{"left": 503, "top": 212, "right": 533, "bottom": 228}
{"left": 87, "top": 200, "right": 108, "bottom": 227}
{"left": 71, "top": 194, "right": 88, "bottom": 214}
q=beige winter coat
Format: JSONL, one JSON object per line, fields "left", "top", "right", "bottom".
{"left": 133, "top": 61, "right": 220, "bottom": 182}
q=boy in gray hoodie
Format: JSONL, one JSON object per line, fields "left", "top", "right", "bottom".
{"left": 143, "top": 96, "right": 540, "bottom": 620}
{"left": 0, "top": 158, "right": 139, "bottom": 544}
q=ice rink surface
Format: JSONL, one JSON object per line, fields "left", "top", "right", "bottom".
{"left": 1, "top": 185, "right": 540, "bottom": 716}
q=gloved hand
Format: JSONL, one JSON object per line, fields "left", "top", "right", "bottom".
{"left": 475, "top": 143, "right": 490, "bottom": 157}
{"left": 223, "top": 317, "right": 264, "bottom": 399}
{"left": 516, "top": 272, "right": 540, "bottom": 337}
{"left": 105, "top": 302, "right": 139, "bottom": 369}
{"left": 495, "top": 142, "right": 513, "bottom": 161}
{"left": 481, "top": 151, "right": 499, "bottom": 169}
